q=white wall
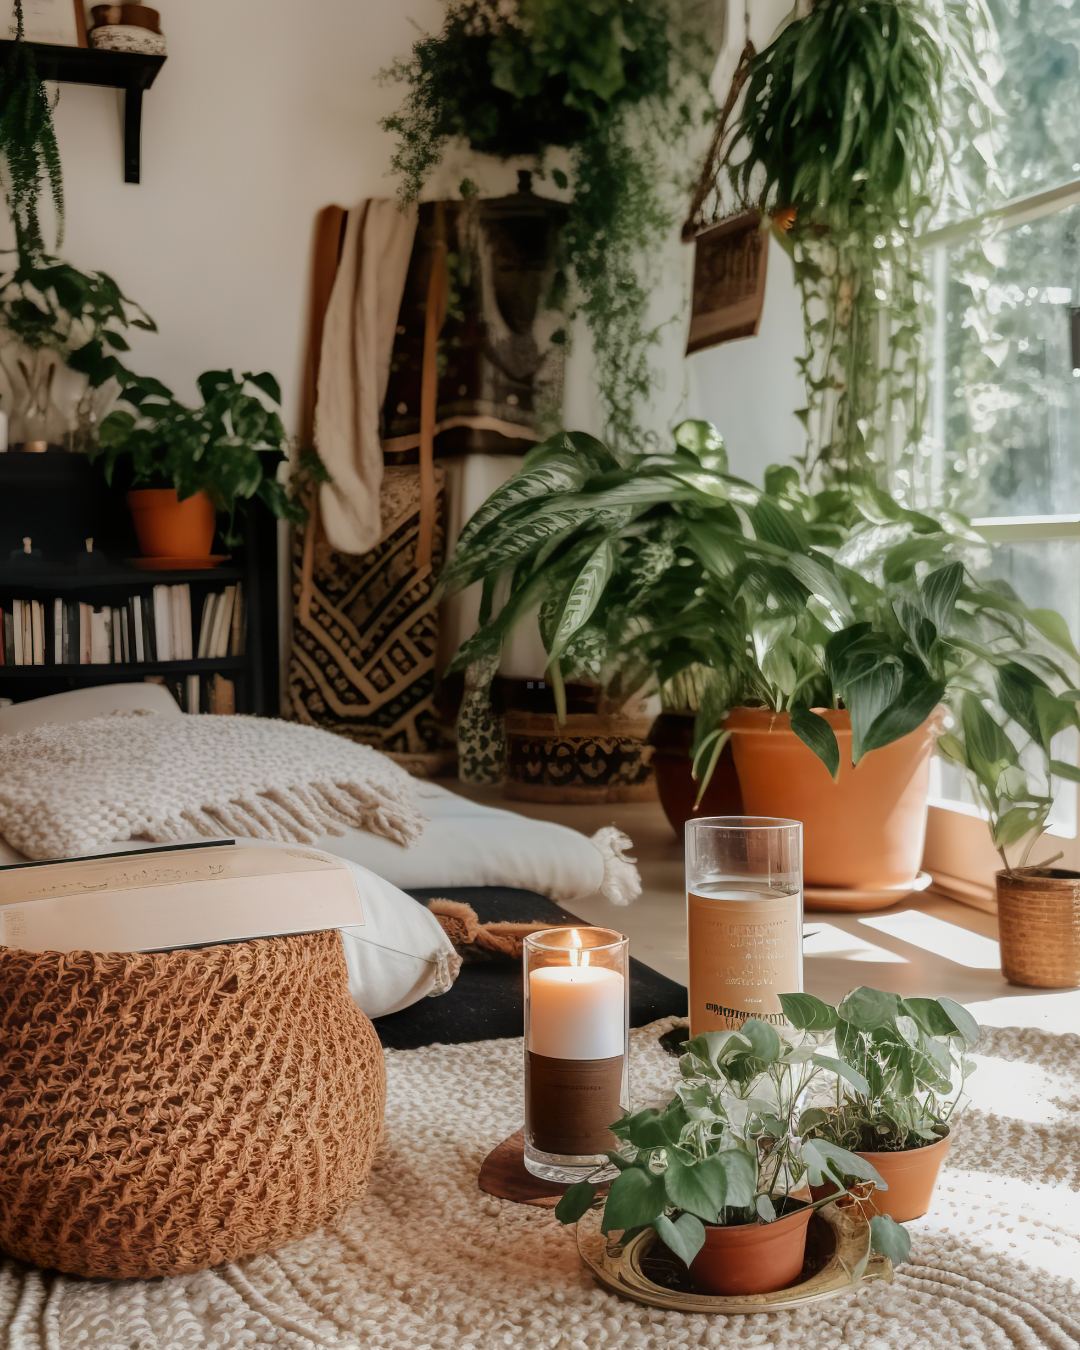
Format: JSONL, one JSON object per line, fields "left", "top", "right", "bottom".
{"left": 47, "top": 0, "right": 444, "bottom": 422}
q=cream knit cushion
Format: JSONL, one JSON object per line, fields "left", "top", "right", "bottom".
{"left": 0, "top": 710, "right": 425, "bottom": 859}
{"left": 0, "top": 1018, "right": 1075, "bottom": 1345}
{"left": 0, "top": 930, "right": 386, "bottom": 1280}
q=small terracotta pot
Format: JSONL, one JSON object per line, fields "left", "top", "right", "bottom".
{"left": 688, "top": 1203, "right": 813, "bottom": 1296}
{"left": 127, "top": 488, "right": 216, "bottom": 558}
{"left": 996, "top": 868, "right": 1080, "bottom": 989}
{"left": 648, "top": 711, "right": 743, "bottom": 836}
{"left": 856, "top": 1130, "right": 952, "bottom": 1222}
{"left": 725, "top": 707, "right": 941, "bottom": 889}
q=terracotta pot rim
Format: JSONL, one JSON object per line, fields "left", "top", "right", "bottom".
{"left": 698, "top": 1199, "right": 812, "bottom": 1236}
{"left": 127, "top": 487, "right": 208, "bottom": 504}
{"left": 858, "top": 1125, "right": 953, "bottom": 1160}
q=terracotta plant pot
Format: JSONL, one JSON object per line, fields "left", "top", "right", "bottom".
{"left": 127, "top": 488, "right": 216, "bottom": 558}
{"left": 649, "top": 711, "right": 743, "bottom": 836}
{"left": 725, "top": 707, "right": 941, "bottom": 889}
{"left": 996, "top": 868, "right": 1080, "bottom": 989}
{"left": 688, "top": 1203, "right": 814, "bottom": 1296}
{"left": 810, "top": 1129, "right": 952, "bottom": 1222}
{"left": 502, "top": 710, "right": 656, "bottom": 804}
{"left": 858, "top": 1130, "right": 952, "bottom": 1222}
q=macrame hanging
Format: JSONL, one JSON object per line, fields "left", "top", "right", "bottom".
{"left": 682, "top": 32, "right": 771, "bottom": 355}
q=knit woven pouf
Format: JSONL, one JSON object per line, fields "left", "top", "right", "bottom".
{"left": 0, "top": 929, "right": 386, "bottom": 1279}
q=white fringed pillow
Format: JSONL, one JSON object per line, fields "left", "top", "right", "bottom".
{"left": 0, "top": 711, "right": 426, "bottom": 861}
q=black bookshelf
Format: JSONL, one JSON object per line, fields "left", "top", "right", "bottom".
{"left": 0, "top": 454, "right": 279, "bottom": 714}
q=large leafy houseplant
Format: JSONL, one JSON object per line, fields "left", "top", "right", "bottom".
{"left": 710, "top": 0, "right": 994, "bottom": 487}
{"left": 382, "top": 0, "right": 716, "bottom": 449}
{"left": 91, "top": 370, "right": 305, "bottom": 547}
{"left": 554, "top": 1013, "right": 912, "bottom": 1281}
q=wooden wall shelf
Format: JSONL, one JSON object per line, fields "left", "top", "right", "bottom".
{"left": 0, "top": 40, "right": 167, "bottom": 184}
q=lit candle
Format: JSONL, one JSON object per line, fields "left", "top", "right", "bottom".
{"left": 528, "top": 934, "right": 625, "bottom": 1059}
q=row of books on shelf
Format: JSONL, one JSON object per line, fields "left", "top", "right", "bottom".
{"left": 148, "top": 673, "right": 236, "bottom": 715}
{"left": 0, "top": 584, "right": 244, "bottom": 668}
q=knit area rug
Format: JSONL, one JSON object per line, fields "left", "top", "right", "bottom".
{"left": 2, "top": 1019, "right": 1078, "bottom": 1349}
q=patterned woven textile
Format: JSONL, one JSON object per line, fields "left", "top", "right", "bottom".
{"left": 2, "top": 1017, "right": 1076, "bottom": 1345}
{"left": 288, "top": 466, "right": 449, "bottom": 772}
{"left": 0, "top": 930, "right": 385, "bottom": 1280}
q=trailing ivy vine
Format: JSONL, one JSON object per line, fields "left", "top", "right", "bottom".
{"left": 381, "top": 0, "right": 716, "bottom": 452}
{"left": 718, "top": 0, "right": 994, "bottom": 488}
{"left": 0, "top": 0, "right": 64, "bottom": 258}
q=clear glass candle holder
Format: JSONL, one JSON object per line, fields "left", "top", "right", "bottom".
{"left": 685, "top": 816, "right": 803, "bottom": 1036}
{"left": 523, "top": 926, "right": 630, "bottom": 1183}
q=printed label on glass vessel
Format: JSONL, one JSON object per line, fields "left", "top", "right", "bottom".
{"left": 525, "top": 1052, "right": 624, "bottom": 1157}
{"left": 687, "top": 884, "right": 801, "bottom": 1035}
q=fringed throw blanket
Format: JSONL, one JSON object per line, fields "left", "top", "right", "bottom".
{"left": 0, "top": 711, "right": 425, "bottom": 860}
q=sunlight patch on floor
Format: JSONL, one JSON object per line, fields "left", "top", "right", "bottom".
{"left": 803, "top": 923, "right": 907, "bottom": 963}
{"left": 860, "top": 912, "right": 1001, "bottom": 969}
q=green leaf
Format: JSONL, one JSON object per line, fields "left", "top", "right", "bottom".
{"left": 601, "top": 1165, "right": 668, "bottom": 1234}
{"left": 857, "top": 670, "right": 945, "bottom": 760}
{"left": 755, "top": 1194, "right": 777, "bottom": 1223}
{"left": 663, "top": 1151, "right": 728, "bottom": 1222}
{"left": 790, "top": 706, "right": 840, "bottom": 778}
{"left": 737, "top": 1018, "right": 783, "bottom": 1064}
{"left": 672, "top": 419, "right": 727, "bottom": 471}
{"left": 1026, "top": 608, "right": 1079, "bottom": 659}
{"left": 611, "top": 1102, "right": 687, "bottom": 1149}
{"left": 547, "top": 539, "right": 615, "bottom": 663}
{"left": 921, "top": 562, "right": 964, "bottom": 633}
{"left": 1051, "top": 758, "right": 1080, "bottom": 783}
{"left": 837, "top": 987, "right": 900, "bottom": 1030}
{"left": 801, "top": 1138, "right": 886, "bottom": 1190}
{"left": 810, "top": 1053, "right": 870, "bottom": 1096}
{"left": 778, "top": 992, "right": 838, "bottom": 1032}
{"left": 936, "top": 997, "right": 979, "bottom": 1050}
{"left": 869, "top": 1214, "right": 911, "bottom": 1265}
{"left": 653, "top": 1212, "right": 706, "bottom": 1267}
{"left": 555, "top": 1182, "right": 596, "bottom": 1225}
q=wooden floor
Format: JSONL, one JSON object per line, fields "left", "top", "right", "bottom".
{"left": 450, "top": 784, "right": 1080, "bottom": 1034}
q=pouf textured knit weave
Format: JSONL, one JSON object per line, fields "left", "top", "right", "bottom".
{"left": 0, "top": 930, "right": 385, "bottom": 1279}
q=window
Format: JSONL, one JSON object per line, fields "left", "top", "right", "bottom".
{"left": 915, "top": 2, "right": 1080, "bottom": 905}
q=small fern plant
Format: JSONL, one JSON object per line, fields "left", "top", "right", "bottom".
{"left": 0, "top": 0, "right": 64, "bottom": 258}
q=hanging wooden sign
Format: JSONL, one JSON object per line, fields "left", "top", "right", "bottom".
{"left": 685, "top": 210, "right": 769, "bottom": 355}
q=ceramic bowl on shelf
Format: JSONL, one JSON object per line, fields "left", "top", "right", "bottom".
{"left": 89, "top": 25, "right": 166, "bottom": 54}
{"left": 91, "top": 4, "right": 161, "bottom": 31}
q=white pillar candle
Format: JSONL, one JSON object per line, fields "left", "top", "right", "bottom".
{"left": 528, "top": 962, "right": 625, "bottom": 1060}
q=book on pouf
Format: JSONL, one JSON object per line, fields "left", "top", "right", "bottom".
{"left": 0, "top": 842, "right": 364, "bottom": 952}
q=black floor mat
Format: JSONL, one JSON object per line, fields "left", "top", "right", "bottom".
{"left": 375, "top": 887, "right": 688, "bottom": 1050}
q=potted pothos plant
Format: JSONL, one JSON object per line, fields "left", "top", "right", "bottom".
{"left": 782, "top": 988, "right": 979, "bottom": 1223}
{"left": 554, "top": 1013, "right": 912, "bottom": 1296}
{"left": 91, "top": 370, "right": 306, "bottom": 556}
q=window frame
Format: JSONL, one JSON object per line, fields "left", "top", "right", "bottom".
{"left": 918, "top": 183, "right": 1080, "bottom": 905}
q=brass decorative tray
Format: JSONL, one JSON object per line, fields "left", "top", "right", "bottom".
{"left": 577, "top": 1202, "right": 893, "bottom": 1314}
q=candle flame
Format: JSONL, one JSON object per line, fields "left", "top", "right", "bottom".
{"left": 568, "top": 929, "right": 590, "bottom": 969}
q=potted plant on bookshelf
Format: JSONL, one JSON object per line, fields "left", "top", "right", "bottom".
{"left": 554, "top": 1016, "right": 912, "bottom": 1296}
{"left": 91, "top": 369, "right": 306, "bottom": 560}
{"left": 783, "top": 988, "right": 980, "bottom": 1223}
{"left": 438, "top": 420, "right": 789, "bottom": 804}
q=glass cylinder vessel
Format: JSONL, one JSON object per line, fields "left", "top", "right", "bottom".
{"left": 685, "top": 816, "right": 803, "bottom": 1036}
{"left": 523, "top": 926, "right": 630, "bottom": 1183}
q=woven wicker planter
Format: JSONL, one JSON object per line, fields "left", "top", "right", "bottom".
{"left": 503, "top": 710, "right": 656, "bottom": 803}
{"left": 0, "top": 930, "right": 386, "bottom": 1279}
{"left": 997, "top": 868, "right": 1080, "bottom": 989}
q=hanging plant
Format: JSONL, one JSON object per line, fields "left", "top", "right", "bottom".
{"left": 703, "top": 0, "right": 995, "bottom": 487}
{"left": 381, "top": 0, "right": 717, "bottom": 451}
{"left": 0, "top": 0, "right": 64, "bottom": 257}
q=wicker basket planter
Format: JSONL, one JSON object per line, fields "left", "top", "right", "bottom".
{"left": 0, "top": 930, "right": 386, "bottom": 1279}
{"left": 997, "top": 868, "right": 1080, "bottom": 989}
{"left": 503, "top": 710, "right": 656, "bottom": 803}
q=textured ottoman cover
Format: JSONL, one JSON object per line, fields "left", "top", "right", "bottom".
{"left": 0, "top": 930, "right": 386, "bottom": 1279}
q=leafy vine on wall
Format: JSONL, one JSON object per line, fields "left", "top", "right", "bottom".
{"left": 381, "top": 0, "right": 717, "bottom": 452}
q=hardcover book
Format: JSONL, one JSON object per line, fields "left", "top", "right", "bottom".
{"left": 0, "top": 843, "right": 364, "bottom": 953}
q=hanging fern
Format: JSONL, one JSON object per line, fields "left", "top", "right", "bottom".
{"left": 0, "top": 0, "right": 64, "bottom": 258}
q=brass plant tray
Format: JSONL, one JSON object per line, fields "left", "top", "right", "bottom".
{"left": 577, "top": 1202, "right": 893, "bottom": 1314}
